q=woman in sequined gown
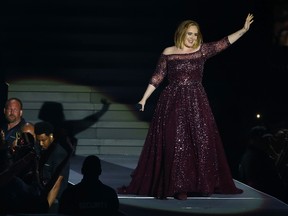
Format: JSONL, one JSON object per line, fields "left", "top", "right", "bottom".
{"left": 119, "top": 14, "right": 254, "bottom": 200}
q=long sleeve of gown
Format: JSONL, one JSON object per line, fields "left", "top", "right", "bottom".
{"left": 202, "top": 37, "right": 231, "bottom": 59}
{"left": 149, "top": 54, "right": 167, "bottom": 88}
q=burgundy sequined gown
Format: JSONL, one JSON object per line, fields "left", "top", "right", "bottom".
{"left": 121, "top": 37, "right": 242, "bottom": 198}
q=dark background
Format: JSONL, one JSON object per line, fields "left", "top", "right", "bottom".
{"left": 1, "top": 0, "right": 287, "bottom": 177}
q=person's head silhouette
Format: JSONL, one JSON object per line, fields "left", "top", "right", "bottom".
{"left": 81, "top": 155, "right": 102, "bottom": 179}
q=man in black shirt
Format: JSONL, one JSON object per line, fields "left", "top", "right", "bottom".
{"left": 35, "top": 121, "right": 71, "bottom": 211}
{"left": 58, "top": 155, "right": 120, "bottom": 216}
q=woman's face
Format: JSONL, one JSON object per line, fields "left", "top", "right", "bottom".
{"left": 183, "top": 25, "right": 199, "bottom": 48}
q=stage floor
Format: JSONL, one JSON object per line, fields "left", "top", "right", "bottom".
{"left": 69, "top": 154, "right": 288, "bottom": 216}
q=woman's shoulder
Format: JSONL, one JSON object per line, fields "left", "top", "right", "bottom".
{"left": 162, "top": 46, "right": 177, "bottom": 55}
{"left": 162, "top": 45, "right": 202, "bottom": 55}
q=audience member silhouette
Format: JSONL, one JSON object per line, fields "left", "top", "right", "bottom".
{"left": 239, "top": 126, "right": 268, "bottom": 184}
{"left": 35, "top": 121, "right": 73, "bottom": 210}
{"left": 38, "top": 98, "right": 110, "bottom": 155}
{"left": 21, "top": 122, "right": 36, "bottom": 140}
{"left": 0, "top": 129, "right": 49, "bottom": 214}
{"left": 21, "top": 122, "right": 42, "bottom": 155}
{"left": 58, "top": 155, "right": 120, "bottom": 216}
{"left": 12, "top": 130, "right": 39, "bottom": 185}
{"left": 239, "top": 126, "right": 286, "bottom": 202}
{"left": 0, "top": 120, "right": 75, "bottom": 214}
{"left": 274, "top": 129, "right": 288, "bottom": 201}
{"left": 12, "top": 122, "right": 42, "bottom": 185}
{"left": 12, "top": 122, "right": 36, "bottom": 161}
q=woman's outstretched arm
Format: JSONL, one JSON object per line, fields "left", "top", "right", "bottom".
{"left": 228, "top": 13, "right": 254, "bottom": 44}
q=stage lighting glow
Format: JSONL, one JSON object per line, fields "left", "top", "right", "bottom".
{"left": 256, "top": 113, "right": 261, "bottom": 119}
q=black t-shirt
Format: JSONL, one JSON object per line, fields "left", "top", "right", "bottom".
{"left": 59, "top": 178, "right": 119, "bottom": 216}
{"left": 39, "top": 141, "right": 70, "bottom": 199}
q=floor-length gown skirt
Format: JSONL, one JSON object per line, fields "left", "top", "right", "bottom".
{"left": 119, "top": 82, "right": 242, "bottom": 197}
